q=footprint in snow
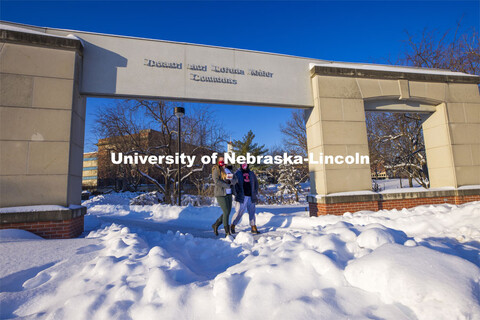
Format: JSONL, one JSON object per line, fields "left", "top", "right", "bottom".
{"left": 22, "top": 270, "right": 56, "bottom": 289}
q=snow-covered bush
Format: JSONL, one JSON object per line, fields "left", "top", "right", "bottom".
{"left": 275, "top": 164, "right": 305, "bottom": 203}
{"left": 130, "top": 191, "right": 164, "bottom": 205}
{"left": 257, "top": 181, "right": 309, "bottom": 205}
{"left": 181, "top": 194, "right": 201, "bottom": 206}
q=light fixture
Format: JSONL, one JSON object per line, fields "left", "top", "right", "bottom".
{"left": 174, "top": 107, "right": 185, "bottom": 119}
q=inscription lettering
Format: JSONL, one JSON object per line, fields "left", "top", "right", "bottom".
{"left": 187, "top": 64, "right": 207, "bottom": 71}
{"left": 211, "top": 65, "right": 245, "bottom": 75}
{"left": 143, "top": 58, "right": 275, "bottom": 85}
{"left": 190, "top": 73, "right": 237, "bottom": 85}
{"left": 144, "top": 59, "right": 182, "bottom": 69}
{"left": 249, "top": 69, "right": 273, "bottom": 78}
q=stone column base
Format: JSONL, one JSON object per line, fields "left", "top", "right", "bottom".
{"left": 308, "top": 188, "right": 480, "bottom": 216}
{"left": 0, "top": 206, "right": 86, "bottom": 239}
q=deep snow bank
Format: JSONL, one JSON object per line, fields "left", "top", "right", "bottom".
{"left": 345, "top": 244, "right": 480, "bottom": 319}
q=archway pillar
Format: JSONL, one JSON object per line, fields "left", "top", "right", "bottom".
{"left": 0, "top": 27, "right": 86, "bottom": 238}
{"left": 412, "top": 81, "right": 480, "bottom": 189}
{"left": 305, "top": 75, "right": 372, "bottom": 196}
{"left": 442, "top": 83, "right": 480, "bottom": 187}
{"left": 422, "top": 102, "right": 458, "bottom": 187}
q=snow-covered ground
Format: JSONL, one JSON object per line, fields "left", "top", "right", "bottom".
{"left": 373, "top": 178, "right": 422, "bottom": 191}
{"left": 1, "top": 193, "right": 480, "bottom": 319}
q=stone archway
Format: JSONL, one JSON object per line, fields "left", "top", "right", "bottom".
{"left": 306, "top": 64, "right": 480, "bottom": 215}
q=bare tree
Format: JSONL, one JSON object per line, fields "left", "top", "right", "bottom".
{"left": 94, "top": 103, "right": 147, "bottom": 192}
{"left": 94, "top": 100, "right": 227, "bottom": 203}
{"left": 280, "top": 110, "right": 308, "bottom": 156}
{"left": 367, "top": 112, "right": 429, "bottom": 188}
{"left": 279, "top": 110, "right": 309, "bottom": 182}
{"left": 400, "top": 21, "right": 479, "bottom": 75}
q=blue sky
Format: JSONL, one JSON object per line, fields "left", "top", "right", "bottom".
{"left": 1, "top": 1, "right": 478, "bottom": 152}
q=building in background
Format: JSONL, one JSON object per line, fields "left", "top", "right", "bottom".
{"left": 370, "top": 161, "right": 389, "bottom": 180}
{"left": 96, "top": 129, "right": 165, "bottom": 191}
{"left": 82, "top": 152, "right": 98, "bottom": 190}
{"left": 93, "top": 129, "right": 214, "bottom": 192}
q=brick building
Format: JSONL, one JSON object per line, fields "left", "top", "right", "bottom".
{"left": 92, "top": 129, "right": 213, "bottom": 191}
{"left": 82, "top": 152, "right": 98, "bottom": 189}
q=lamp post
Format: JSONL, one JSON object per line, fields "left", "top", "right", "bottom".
{"left": 174, "top": 107, "right": 185, "bottom": 206}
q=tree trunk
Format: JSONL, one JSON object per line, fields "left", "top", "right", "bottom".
{"left": 164, "top": 180, "right": 172, "bottom": 205}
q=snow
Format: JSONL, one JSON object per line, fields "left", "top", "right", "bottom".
{"left": 0, "top": 229, "right": 43, "bottom": 241}
{"left": 0, "top": 23, "right": 71, "bottom": 40}
{"left": 459, "top": 185, "right": 480, "bottom": 190}
{"left": 0, "top": 204, "right": 84, "bottom": 213}
{"left": 66, "top": 33, "right": 85, "bottom": 46}
{"left": 319, "top": 180, "right": 478, "bottom": 197}
{"left": 310, "top": 62, "right": 479, "bottom": 77}
{"left": 356, "top": 228, "right": 396, "bottom": 250}
{"left": 1, "top": 192, "right": 480, "bottom": 319}
{"left": 318, "top": 190, "right": 376, "bottom": 197}
{"left": 374, "top": 178, "right": 422, "bottom": 191}
{"left": 345, "top": 245, "right": 480, "bottom": 318}
{"left": 129, "top": 191, "right": 163, "bottom": 205}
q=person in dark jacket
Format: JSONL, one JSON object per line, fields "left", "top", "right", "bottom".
{"left": 211, "top": 157, "right": 236, "bottom": 237}
{"left": 230, "top": 163, "right": 260, "bottom": 234}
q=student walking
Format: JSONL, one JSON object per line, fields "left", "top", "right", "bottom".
{"left": 212, "top": 157, "right": 236, "bottom": 237}
{"left": 230, "top": 163, "right": 260, "bottom": 234}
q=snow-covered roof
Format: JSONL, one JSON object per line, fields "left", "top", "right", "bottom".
{"left": 0, "top": 22, "right": 84, "bottom": 47}
{"left": 310, "top": 62, "right": 478, "bottom": 78}
{"left": 0, "top": 204, "right": 83, "bottom": 213}
{"left": 1, "top": 23, "right": 69, "bottom": 39}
